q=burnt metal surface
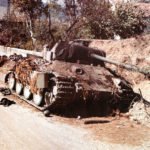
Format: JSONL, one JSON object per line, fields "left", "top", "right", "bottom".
{"left": 0, "top": 43, "right": 135, "bottom": 115}
{"left": 39, "top": 60, "right": 114, "bottom": 92}
{"left": 12, "top": 56, "right": 132, "bottom": 114}
{"left": 54, "top": 42, "right": 106, "bottom": 66}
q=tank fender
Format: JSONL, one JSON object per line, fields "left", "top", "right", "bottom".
{"left": 33, "top": 72, "right": 50, "bottom": 89}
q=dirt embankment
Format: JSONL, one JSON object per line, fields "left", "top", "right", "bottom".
{"left": 89, "top": 34, "right": 150, "bottom": 127}
{"left": 89, "top": 34, "right": 150, "bottom": 84}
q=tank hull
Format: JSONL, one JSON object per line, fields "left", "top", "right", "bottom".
{"left": 0, "top": 54, "right": 134, "bottom": 116}
{"left": 5, "top": 57, "right": 126, "bottom": 112}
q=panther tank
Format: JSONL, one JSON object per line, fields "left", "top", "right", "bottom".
{"left": 4, "top": 41, "right": 133, "bottom": 116}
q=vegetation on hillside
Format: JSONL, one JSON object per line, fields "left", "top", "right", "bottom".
{"left": 0, "top": 0, "right": 147, "bottom": 50}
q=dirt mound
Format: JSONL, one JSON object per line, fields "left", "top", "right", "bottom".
{"left": 129, "top": 101, "right": 150, "bottom": 127}
{"left": 130, "top": 81, "right": 150, "bottom": 127}
{"left": 89, "top": 34, "right": 150, "bottom": 84}
{"left": 89, "top": 35, "right": 150, "bottom": 126}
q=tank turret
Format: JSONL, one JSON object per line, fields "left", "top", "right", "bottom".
{"left": 43, "top": 41, "right": 106, "bottom": 66}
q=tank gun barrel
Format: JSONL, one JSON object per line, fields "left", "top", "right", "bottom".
{"left": 91, "top": 53, "right": 150, "bottom": 76}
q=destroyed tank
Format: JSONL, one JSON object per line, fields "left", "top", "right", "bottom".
{"left": 5, "top": 41, "right": 133, "bottom": 116}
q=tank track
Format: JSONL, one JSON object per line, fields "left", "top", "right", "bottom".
{"left": 46, "top": 77, "right": 76, "bottom": 109}
{"left": 7, "top": 76, "right": 77, "bottom": 115}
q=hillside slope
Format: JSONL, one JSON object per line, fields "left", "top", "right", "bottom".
{"left": 89, "top": 34, "right": 150, "bottom": 84}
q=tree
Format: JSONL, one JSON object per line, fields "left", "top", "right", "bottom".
{"left": 43, "top": 0, "right": 62, "bottom": 46}
{"left": 78, "top": 0, "right": 114, "bottom": 39}
{"left": 1, "top": 0, "right": 146, "bottom": 49}
{"left": 63, "top": 0, "right": 146, "bottom": 39}
{"left": 62, "top": 0, "right": 115, "bottom": 39}
{"left": 114, "top": 3, "right": 146, "bottom": 38}
{"left": 0, "top": 14, "right": 30, "bottom": 48}
{"left": 64, "top": 0, "right": 77, "bottom": 24}
{"left": 11, "top": 0, "right": 45, "bottom": 49}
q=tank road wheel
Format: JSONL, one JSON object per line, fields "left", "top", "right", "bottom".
{"left": 7, "top": 74, "right": 16, "bottom": 90}
{"left": 23, "top": 86, "right": 32, "bottom": 100}
{"left": 43, "top": 79, "right": 57, "bottom": 116}
{"left": 16, "top": 82, "right": 23, "bottom": 95}
{"left": 33, "top": 92, "right": 43, "bottom": 106}
{"left": 45, "top": 92, "right": 55, "bottom": 106}
{"left": 45, "top": 79, "right": 57, "bottom": 106}
{"left": 43, "top": 110, "right": 50, "bottom": 117}
{"left": 44, "top": 77, "right": 76, "bottom": 116}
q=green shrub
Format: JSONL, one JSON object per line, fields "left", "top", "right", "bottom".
{"left": 114, "top": 3, "right": 146, "bottom": 38}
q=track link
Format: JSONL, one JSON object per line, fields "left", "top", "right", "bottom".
{"left": 51, "top": 78, "right": 76, "bottom": 106}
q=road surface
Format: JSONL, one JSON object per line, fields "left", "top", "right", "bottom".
{"left": 0, "top": 101, "right": 96, "bottom": 150}
{"left": 0, "top": 95, "right": 150, "bottom": 150}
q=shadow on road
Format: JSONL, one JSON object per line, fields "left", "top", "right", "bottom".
{"left": 84, "top": 120, "right": 110, "bottom": 125}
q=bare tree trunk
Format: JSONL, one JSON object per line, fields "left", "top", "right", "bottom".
{"left": 26, "top": 17, "right": 36, "bottom": 50}
{"left": 48, "top": 9, "right": 55, "bottom": 47}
